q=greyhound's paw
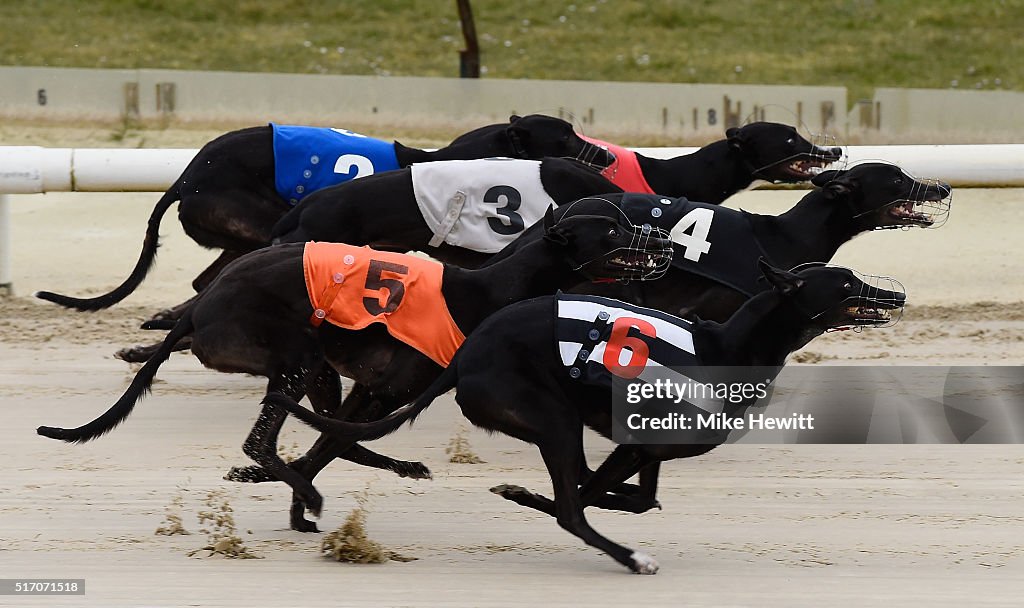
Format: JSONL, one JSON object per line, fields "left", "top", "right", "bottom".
{"left": 394, "top": 460, "right": 432, "bottom": 480}
{"left": 291, "top": 517, "right": 321, "bottom": 533}
{"left": 289, "top": 499, "right": 320, "bottom": 533}
{"left": 490, "top": 483, "right": 530, "bottom": 498}
{"left": 629, "top": 551, "right": 660, "bottom": 575}
{"left": 224, "top": 465, "right": 275, "bottom": 483}
{"left": 114, "top": 345, "right": 151, "bottom": 363}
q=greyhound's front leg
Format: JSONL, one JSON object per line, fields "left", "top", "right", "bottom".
{"left": 285, "top": 385, "right": 432, "bottom": 531}
{"left": 536, "top": 430, "right": 657, "bottom": 573}
{"left": 243, "top": 395, "right": 323, "bottom": 532}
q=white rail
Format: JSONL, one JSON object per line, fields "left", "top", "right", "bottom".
{"left": 2, "top": 144, "right": 1023, "bottom": 292}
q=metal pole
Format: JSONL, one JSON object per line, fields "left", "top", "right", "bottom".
{"left": 0, "top": 193, "right": 11, "bottom": 296}
{"left": 456, "top": 0, "right": 480, "bottom": 78}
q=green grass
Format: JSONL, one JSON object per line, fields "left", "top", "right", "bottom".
{"left": 1, "top": 0, "right": 1021, "bottom": 103}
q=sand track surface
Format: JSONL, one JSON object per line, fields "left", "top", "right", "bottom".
{"left": 1, "top": 173, "right": 1022, "bottom": 605}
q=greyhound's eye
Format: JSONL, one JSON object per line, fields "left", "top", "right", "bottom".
{"left": 608, "top": 228, "right": 620, "bottom": 238}
{"left": 894, "top": 177, "right": 904, "bottom": 185}
{"left": 843, "top": 282, "right": 853, "bottom": 291}
{"left": 786, "top": 137, "right": 795, "bottom": 145}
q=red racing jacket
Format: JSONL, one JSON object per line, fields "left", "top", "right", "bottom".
{"left": 579, "top": 134, "right": 656, "bottom": 194}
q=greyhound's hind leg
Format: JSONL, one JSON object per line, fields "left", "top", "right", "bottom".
{"left": 495, "top": 447, "right": 660, "bottom": 515}
{"left": 227, "top": 379, "right": 431, "bottom": 482}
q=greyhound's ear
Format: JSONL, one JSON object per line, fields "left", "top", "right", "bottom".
{"left": 543, "top": 228, "right": 571, "bottom": 247}
{"left": 811, "top": 169, "right": 843, "bottom": 187}
{"left": 759, "top": 258, "right": 805, "bottom": 295}
{"left": 813, "top": 170, "right": 855, "bottom": 199}
{"left": 509, "top": 114, "right": 522, "bottom": 123}
{"left": 506, "top": 122, "right": 530, "bottom": 148}
{"left": 726, "top": 127, "right": 745, "bottom": 151}
{"left": 543, "top": 207, "right": 570, "bottom": 246}
{"left": 542, "top": 205, "right": 555, "bottom": 230}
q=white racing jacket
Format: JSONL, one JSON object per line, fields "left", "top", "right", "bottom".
{"left": 412, "top": 158, "right": 556, "bottom": 253}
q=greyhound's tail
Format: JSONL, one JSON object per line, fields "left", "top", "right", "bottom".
{"left": 37, "top": 309, "right": 195, "bottom": 443}
{"left": 268, "top": 359, "right": 462, "bottom": 443}
{"left": 35, "top": 181, "right": 181, "bottom": 311}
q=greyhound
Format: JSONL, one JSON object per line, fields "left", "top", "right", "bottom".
{"left": 37, "top": 206, "right": 674, "bottom": 532}
{"left": 35, "top": 114, "right": 610, "bottom": 320}
{"left": 230, "top": 163, "right": 949, "bottom": 509}
{"left": 272, "top": 261, "right": 907, "bottom": 573}
{"left": 579, "top": 121, "right": 842, "bottom": 201}
{"left": 572, "top": 163, "right": 950, "bottom": 323}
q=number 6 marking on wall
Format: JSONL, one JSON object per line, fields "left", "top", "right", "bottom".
{"left": 603, "top": 317, "right": 657, "bottom": 379}
{"left": 334, "top": 154, "right": 375, "bottom": 180}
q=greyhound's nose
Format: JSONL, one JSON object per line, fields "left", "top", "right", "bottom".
{"left": 828, "top": 147, "right": 843, "bottom": 157}
{"left": 927, "top": 181, "right": 953, "bottom": 201}
{"left": 894, "top": 292, "right": 907, "bottom": 305}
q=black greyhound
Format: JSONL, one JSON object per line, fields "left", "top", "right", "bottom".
{"left": 229, "top": 163, "right": 949, "bottom": 508}
{"left": 273, "top": 261, "right": 906, "bottom": 573}
{"left": 35, "top": 114, "right": 610, "bottom": 319}
{"left": 572, "top": 163, "right": 949, "bottom": 323}
{"left": 37, "top": 206, "right": 673, "bottom": 532}
{"left": 580, "top": 122, "right": 841, "bottom": 202}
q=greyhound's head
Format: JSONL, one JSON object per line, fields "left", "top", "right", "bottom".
{"left": 727, "top": 122, "right": 844, "bottom": 183}
{"left": 811, "top": 163, "right": 953, "bottom": 229}
{"left": 541, "top": 205, "right": 674, "bottom": 282}
{"left": 505, "top": 114, "right": 615, "bottom": 169}
{"left": 760, "top": 260, "right": 906, "bottom": 331}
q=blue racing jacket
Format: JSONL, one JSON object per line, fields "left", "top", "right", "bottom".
{"left": 271, "top": 124, "right": 401, "bottom": 205}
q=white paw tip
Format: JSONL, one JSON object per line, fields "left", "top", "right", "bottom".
{"left": 630, "top": 551, "right": 659, "bottom": 574}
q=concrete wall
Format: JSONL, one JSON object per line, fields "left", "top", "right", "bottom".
{"left": 873, "top": 88, "right": 1024, "bottom": 135}
{"left": 2, "top": 66, "right": 1023, "bottom": 140}
{"left": 0, "top": 66, "right": 844, "bottom": 136}
{"left": 848, "top": 88, "right": 1024, "bottom": 139}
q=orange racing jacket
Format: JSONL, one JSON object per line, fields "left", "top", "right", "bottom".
{"left": 302, "top": 242, "right": 466, "bottom": 367}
